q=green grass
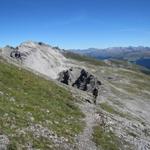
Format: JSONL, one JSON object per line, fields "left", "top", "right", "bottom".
{"left": 119, "top": 69, "right": 150, "bottom": 81}
{"left": 0, "top": 59, "right": 84, "bottom": 149}
{"left": 100, "top": 102, "right": 128, "bottom": 118}
{"left": 110, "top": 59, "right": 133, "bottom": 67}
{"left": 92, "top": 126, "right": 122, "bottom": 150}
{"left": 63, "top": 51, "right": 107, "bottom": 66}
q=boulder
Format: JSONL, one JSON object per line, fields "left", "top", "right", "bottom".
{"left": 58, "top": 68, "right": 102, "bottom": 94}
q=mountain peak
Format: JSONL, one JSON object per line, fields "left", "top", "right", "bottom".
{"left": 19, "top": 41, "right": 50, "bottom": 47}
{"left": 1, "top": 41, "right": 68, "bottom": 79}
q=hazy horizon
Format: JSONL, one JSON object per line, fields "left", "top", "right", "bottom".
{"left": 1, "top": 40, "right": 150, "bottom": 50}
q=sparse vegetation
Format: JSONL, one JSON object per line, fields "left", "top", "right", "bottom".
{"left": 109, "top": 69, "right": 150, "bottom": 96}
{"left": 63, "top": 51, "right": 107, "bottom": 66}
{"left": 0, "top": 59, "right": 84, "bottom": 148}
{"left": 92, "top": 126, "right": 122, "bottom": 150}
{"left": 100, "top": 102, "right": 128, "bottom": 118}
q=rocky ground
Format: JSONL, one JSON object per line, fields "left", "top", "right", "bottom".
{"left": 0, "top": 42, "right": 150, "bottom": 149}
{"left": 59, "top": 57, "right": 150, "bottom": 150}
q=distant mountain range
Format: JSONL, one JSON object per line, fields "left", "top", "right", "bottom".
{"left": 1, "top": 41, "right": 150, "bottom": 149}
{"left": 70, "top": 46, "right": 150, "bottom": 69}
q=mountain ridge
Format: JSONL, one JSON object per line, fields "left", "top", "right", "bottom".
{"left": 0, "top": 41, "right": 70, "bottom": 79}
{"left": 70, "top": 46, "right": 150, "bottom": 69}
{"left": 0, "top": 41, "right": 150, "bottom": 150}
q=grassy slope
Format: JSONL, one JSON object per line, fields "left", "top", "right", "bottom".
{"left": 110, "top": 59, "right": 150, "bottom": 75}
{"left": 0, "top": 59, "right": 84, "bottom": 149}
{"left": 92, "top": 126, "right": 122, "bottom": 150}
{"left": 108, "top": 68, "right": 150, "bottom": 98}
{"left": 92, "top": 125, "right": 134, "bottom": 150}
{"left": 64, "top": 51, "right": 150, "bottom": 75}
{"left": 100, "top": 102, "right": 130, "bottom": 118}
{"left": 63, "top": 51, "right": 107, "bottom": 66}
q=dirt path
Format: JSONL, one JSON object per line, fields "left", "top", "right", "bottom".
{"left": 75, "top": 98, "right": 98, "bottom": 150}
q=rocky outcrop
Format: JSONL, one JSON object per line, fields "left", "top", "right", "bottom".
{"left": 58, "top": 68, "right": 102, "bottom": 94}
{"left": 0, "top": 134, "right": 9, "bottom": 150}
{"left": 1, "top": 41, "right": 68, "bottom": 79}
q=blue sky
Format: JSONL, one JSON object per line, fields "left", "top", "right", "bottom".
{"left": 0, "top": 0, "right": 150, "bottom": 49}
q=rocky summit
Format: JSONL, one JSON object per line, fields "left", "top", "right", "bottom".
{"left": 1, "top": 41, "right": 68, "bottom": 79}
{"left": 0, "top": 41, "right": 150, "bottom": 150}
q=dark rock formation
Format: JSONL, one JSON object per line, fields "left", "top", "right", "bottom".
{"left": 58, "top": 68, "right": 102, "bottom": 94}
{"left": 60, "top": 70, "right": 70, "bottom": 85}
{"left": 10, "top": 50, "right": 22, "bottom": 59}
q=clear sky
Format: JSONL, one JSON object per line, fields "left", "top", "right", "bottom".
{"left": 0, "top": 0, "right": 150, "bottom": 49}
